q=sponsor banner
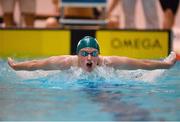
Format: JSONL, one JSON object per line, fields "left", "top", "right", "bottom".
{"left": 0, "top": 29, "right": 171, "bottom": 59}
{"left": 96, "top": 30, "right": 171, "bottom": 59}
{"left": 0, "top": 30, "right": 70, "bottom": 57}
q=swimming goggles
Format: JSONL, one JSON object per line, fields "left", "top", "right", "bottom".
{"left": 79, "top": 51, "right": 99, "bottom": 57}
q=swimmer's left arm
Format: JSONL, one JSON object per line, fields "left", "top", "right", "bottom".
{"left": 104, "top": 52, "right": 176, "bottom": 70}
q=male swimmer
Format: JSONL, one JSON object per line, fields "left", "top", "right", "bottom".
{"left": 8, "top": 36, "right": 176, "bottom": 72}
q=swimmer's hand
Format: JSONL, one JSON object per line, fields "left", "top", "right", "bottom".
{"left": 8, "top": 57, "right": 16, "bottom": 69}
{"left": 163, "top": 51, "right": 176, "bottom": 67}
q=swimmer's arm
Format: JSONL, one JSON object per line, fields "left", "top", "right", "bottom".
{"left": 8, "top": 56, "right": 73, "bottom": 71}
{"left": 104, "top": 52, "right": 176, "bottom": 70}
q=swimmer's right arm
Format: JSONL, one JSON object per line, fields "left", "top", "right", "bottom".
{"left": 8, "top": 56, "right": 73, "bottom": 71}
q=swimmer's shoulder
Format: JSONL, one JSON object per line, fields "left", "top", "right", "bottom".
{"left": 98, "top": 56, "right": 111, "bottom": 66}
{"left": 49, "top": 55, "right": 78, "bottom": 66}
{"left": 58, "top": 55, "right": 78, "bottom": 65}
{"left": 69, "top": 55, "right": 78, "bottom": 66}
{"left": 99, "top": 56, "right": 116, "bottom": 66}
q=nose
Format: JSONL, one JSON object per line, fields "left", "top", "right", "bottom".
{"left": 87, "top": 54, "right": 92, "bottom": 60}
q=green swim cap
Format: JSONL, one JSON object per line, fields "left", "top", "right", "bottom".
{"left": 76, "top": 36, "right": 100, "bottom": 54}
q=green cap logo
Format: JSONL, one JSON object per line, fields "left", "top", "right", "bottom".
{"left": 76, "top": 36, "right": 100, "bottom": 54}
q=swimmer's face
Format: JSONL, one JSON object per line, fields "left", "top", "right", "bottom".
{"left": 78, "top": 48, "right": 99, "bottom": 72}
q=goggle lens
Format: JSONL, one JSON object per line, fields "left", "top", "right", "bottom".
{"left": 80, "top": 51, "right": 98, "bottom": 57}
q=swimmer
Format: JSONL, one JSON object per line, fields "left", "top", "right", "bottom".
{"left": 8, "top": 36, "right": 176, "bottom": 72}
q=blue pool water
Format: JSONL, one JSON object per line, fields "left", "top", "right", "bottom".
{"left": 0, "top": 59, "right": 180, "bottom": 121}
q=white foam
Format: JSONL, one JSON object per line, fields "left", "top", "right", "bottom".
{"left": 164, "top": 51, "right": 176, "bottom": 63}
{"left": 136, "top": 69, "right": 165, "bottom": 82}
{"left": 14, "top": 65, "right": 166, "bottom": 84}
{"left": 15, "top": 70, "right": 60, "bottom": 79}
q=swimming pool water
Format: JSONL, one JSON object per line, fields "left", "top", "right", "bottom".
{"left": 0, "top": 59, "right": 179, "bottom": 121}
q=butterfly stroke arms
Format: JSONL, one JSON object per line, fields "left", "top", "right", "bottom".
{"left": 8, "top": 52, "right": 176, "bottom": 71}
{"left": 8, "top": 56, "right": 75, "bottom": 71}
{"left": 104, "top": 52, "right": 176, "bottom": 70}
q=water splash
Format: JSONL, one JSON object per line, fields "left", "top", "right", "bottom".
{"left": 12, "top": 66, "right": 166, "bottom": 89}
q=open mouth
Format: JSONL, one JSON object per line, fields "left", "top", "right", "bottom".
{"left": 86, "top": 62, "right": 93, "bottom": 68}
